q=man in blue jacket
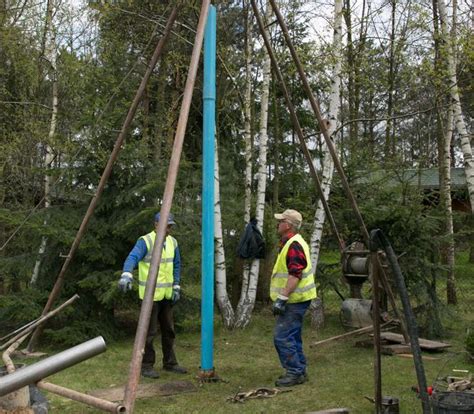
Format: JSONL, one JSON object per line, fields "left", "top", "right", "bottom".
{"left": 119, "top": 212, "right": 187, "bottom": 378}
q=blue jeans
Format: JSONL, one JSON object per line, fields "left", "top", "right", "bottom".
{"left": 274, "top": 300, "right": 311, "bottom": 377}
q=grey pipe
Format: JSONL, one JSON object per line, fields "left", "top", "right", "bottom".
{"left": 0, "top": 336, "right": 106, "bottom": 397}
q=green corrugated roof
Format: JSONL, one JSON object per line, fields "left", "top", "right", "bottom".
{"left": 355, "top": 168, "right": 467, "bottom": 190}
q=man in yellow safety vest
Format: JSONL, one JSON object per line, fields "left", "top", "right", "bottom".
{"left": 271, "top": 209, "right": 317, "bottom": 387}
{"left": 119, "top": 212, "right": 187, "bottom": 378}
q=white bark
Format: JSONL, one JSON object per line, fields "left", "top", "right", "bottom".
{"left": 234, "top": 0, "right": 272, "bottom": 329}
{"left": 214, "top": 141, "right": 235, "bottom": 328}
{"left": 244, "top": 0, "right": 253, "bottom": 223}
{"left": 31, "top": 0, "right": 57, "bottom": 285}
{"left": 438, "top": 0, "right": 474, "bottom": 213}
{"left": 441, "top": 107, "right": 457, "bottom": 304}
{"left": 309, "top": 0, "right": 343, "bottom": 268}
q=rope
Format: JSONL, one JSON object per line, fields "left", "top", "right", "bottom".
{"left": 227, "top": 387, "right": 292, "bottom": 403}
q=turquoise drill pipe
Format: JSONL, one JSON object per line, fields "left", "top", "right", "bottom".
{"left": 201, "top": 5, "right": 216, "bottom": 372}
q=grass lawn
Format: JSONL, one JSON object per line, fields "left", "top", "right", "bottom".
{"left": 30, "top": 252, "right": 474, "bottom": 413}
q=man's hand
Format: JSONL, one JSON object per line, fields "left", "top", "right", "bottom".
{"left": 272, "top": 294, "right": 288, "bottom": 316}
{"left": 171, "top": 285, "right": 181, "bottom": 305}
{"left": 118, "top": 272, "right": 133, "bottom": 292}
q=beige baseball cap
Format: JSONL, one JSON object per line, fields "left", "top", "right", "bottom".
{"left": 274, "top": 209, "right": 303, "bottom": 228}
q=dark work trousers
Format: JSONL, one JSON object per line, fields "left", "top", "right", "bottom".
{"left": 274, "top": 300, "right": 311, "bottom": 376}
{"left": 142, "top": 299, "right": 178, "bottom": 369}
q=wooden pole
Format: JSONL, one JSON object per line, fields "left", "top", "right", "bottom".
{"left": 310, "top": 320, "right": 394, "bottom": 348}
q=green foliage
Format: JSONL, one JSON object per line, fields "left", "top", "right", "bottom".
{"left": 332, "top": 169, "right": 449, "bottom": 337}
{"left": 0, "top": 289, "right": 46, "bottom": 333}
{"left": 1, "top": 0, "right": 472, "bottom": 346}
{"left": 466, "top": 328, "right": 474, "bottom": 357}
{"left": 44, "top": 318, "right": 118, "bottom": 348}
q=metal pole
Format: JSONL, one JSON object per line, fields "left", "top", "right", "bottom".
{"left": 123, "top": 2, "right": 210, "bottom": 412}
{"left": 250, "top": 0, "right": 344, "bottom": 253}
{"left": 0, "top": 336, "right": 106, "bottom": 397}
{"left": 371, "top": 229, "right": 430, "bottom": 414}
{"left": 201, "top": 4, "right": 216, "bottom": 373}
{"left": 26, "top": 7, "right": 178, "bottom": 352}
{"left": 370, "top": 251, "right": 382, "bottom": 413}
{"left": 37, "top": 381, "right": 125, "bottom": 413}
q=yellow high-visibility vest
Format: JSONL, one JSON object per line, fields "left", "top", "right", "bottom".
{"left": 270, "top": 233, "right": 317, "bottom": 303}
{"left": 138, "top": 231, "right": 177, "bottom": 301}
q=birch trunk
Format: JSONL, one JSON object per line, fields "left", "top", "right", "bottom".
{"left": 214, "top": 142, "right": 235, "bottom": 328}
{"left": 31, "top": 0, "right": 57, "bottom": 285}
{"left": 309, "top": 0, "right": 343, "bottom": 269}
{"left": 438, "top": 0, "right": 474, "bottom": 213}
{"left": 244, "top": 0, "right": 253, "bottom": 223}
{"left": 308, "top": 0, "right": 343, "bottom": 329}
{"left": 385, "top": 0, "right": 396, "bottom": 159}
{"left": 234, "top": 0, "right": 272, "bottom": 329}
{"left": 441, "top": 108, "right": 457, "bottom": 304}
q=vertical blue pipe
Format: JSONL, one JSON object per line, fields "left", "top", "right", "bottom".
{"left": 201, "top": 5, "right": 216, "bottom": 372}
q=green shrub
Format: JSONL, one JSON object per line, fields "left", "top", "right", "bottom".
{"left": 466, "top": 328, "right": 474, "bottom": 357}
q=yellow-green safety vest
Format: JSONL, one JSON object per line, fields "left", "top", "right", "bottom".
{"left": 138, "top": 231, "right": 177, "bottom": 301}
{"left": 270, "top": 233, "right": 317, "bottom": 303}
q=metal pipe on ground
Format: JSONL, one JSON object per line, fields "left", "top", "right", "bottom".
{"left": 0, "top": 336, "right": 106, "bottom": 397}
{"left": 123, "top": 3, "right": 208, "bottom": 413}
{"left": 26, "top": 6, "right": 179, "bottom": 353}
{"left": 37, "top": 381, "right": 125, "bottom": 413}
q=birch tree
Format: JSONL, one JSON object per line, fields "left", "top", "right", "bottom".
{"left": 308, "top": 0, "right": 343, "bottom": 327}
{"left": 234, "top": 0, "right": 272, "bottom": 329}
{"left": 214, "top": 142, "right": 235, "bottom": 328}
{"left": 441, "top": 106, "right": 457, "bottom": 304}
{"left": 309, "top": 0, "right": 343, "bottom": 270}
{"left": 438, "top": 0, "right": 474, "bottom": 214}
{"left": 243, "top": 0, "right": 253, "bottom": 224}
{"left": 237, "top": 0, "right": 255, "bottom": 318}
{"left": 31, "top": 0, "right": 58, "bottom": 285}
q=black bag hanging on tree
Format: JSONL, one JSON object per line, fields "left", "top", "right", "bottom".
{"left": 237, "top": 218, "right": 265, "bottom": 259}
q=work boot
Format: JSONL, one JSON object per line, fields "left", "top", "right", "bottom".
{"left": 278, "top": 371, "right": 308, "bottom": 381}
{"left": 163, "top": 364, "right": 188, "bottom": 374}
{"left": 141, "top": 367, "right": 160, "bottom": 379}
{"left": 275, "top": 374, "right": 305, "bottom": 387}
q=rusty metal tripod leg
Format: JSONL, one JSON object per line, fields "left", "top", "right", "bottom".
{"left": 122, "top": 2, "right": 210, "bottom": 412}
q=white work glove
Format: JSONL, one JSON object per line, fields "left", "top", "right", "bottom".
{"left": 272, "top": 294, "right": 289, "bottom": 316}
{"left": 118, "top": 272, "right": 133, "bottom": 292}
{"left": 171, "top": 285, "right": 181, "bottom": 305}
